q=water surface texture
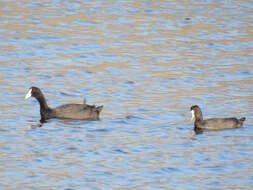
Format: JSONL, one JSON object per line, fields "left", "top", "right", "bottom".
{"left": 0, "top": 0, "right": 253, "bottom": 189}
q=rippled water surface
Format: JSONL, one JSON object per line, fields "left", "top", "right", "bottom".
{"left": 0, "top": 0, "right": 253, "bottom": 189}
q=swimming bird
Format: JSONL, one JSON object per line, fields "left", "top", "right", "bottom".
{"left": 190, "top": 105, "right": 245, "bottom": 132}
{"left": 25, "top": 86, "right": 103, "bottom": 122}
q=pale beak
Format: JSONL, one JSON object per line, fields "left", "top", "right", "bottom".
{"left": 191, "top": 110, "right": 195, "bottom": 121}
{"left": 25, "top": 89, "right": 32, "bottom": 99}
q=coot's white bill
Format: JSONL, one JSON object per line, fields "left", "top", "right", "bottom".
{"left": 25, "top": 89, "right": 32, "bottom": 99}
{"left": 191, "top": 110, "right": 195, "bottom": 121}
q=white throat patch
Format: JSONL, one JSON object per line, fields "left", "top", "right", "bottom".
{"left": 25, "top": 89, "right": 32, "bottom": 99}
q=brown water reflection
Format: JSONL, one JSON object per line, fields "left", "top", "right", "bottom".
{"left": 0, "top": 0, "right": 252, "bottom": 189}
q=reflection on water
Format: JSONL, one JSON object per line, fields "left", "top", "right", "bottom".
{"left": 0, "top": 0, "right": 252, "bottom": 189}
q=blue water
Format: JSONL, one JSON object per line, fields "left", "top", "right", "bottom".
{"left": 0, "top": 0, "right": 252, "bottom": 189}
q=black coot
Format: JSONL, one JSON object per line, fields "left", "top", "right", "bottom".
{"left": 25, "top": 87, "right": 103, "bottom": 122}
{"left": 190, "top": 105, "right": 245, "bottom": 132}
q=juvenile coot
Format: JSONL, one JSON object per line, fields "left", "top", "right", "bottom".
{"left": 190, "top": 105, "right": 245, "bottom": 131}
{"left": 25, "top": 87, "right": 103, "bottom": 122}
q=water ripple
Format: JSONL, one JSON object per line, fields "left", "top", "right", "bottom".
{"left": 0, "top": 0, "right": 252, "bottom": 189}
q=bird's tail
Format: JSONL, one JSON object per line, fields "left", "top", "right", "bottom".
{"left": 96, "top": 105, "right": 103, "bottom": 114}
{"left": 238, "top": 117, "right": 246, "bottom": 126}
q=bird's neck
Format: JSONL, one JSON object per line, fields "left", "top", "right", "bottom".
{"left": 195, "top": 112, "right": 203, "bottom": 121}
{"left": 195, "top": 117, "right": 203, "bottom": 122}
{"left": 36, "top": 94, "right": 50, "bottom": 111}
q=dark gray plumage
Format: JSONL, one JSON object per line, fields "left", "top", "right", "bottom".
{"left": 190, "top": 105, "right": 245, "bottom": 132}
{"left": 25, "top": 87, "right": 103, "bottom": 122}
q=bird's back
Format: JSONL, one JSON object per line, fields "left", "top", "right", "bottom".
{"left": 52, "top": 104, "right": 103, "bottom": 120}
{"left": 195, "top": 117, "right": 245, "bottom": 130}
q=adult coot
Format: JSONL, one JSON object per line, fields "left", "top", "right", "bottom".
{"left": 25, "top": 86, "right": 103, "bottom": 122}
{"left": 190, "top": 105, "right": 245, "bottom": 132}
